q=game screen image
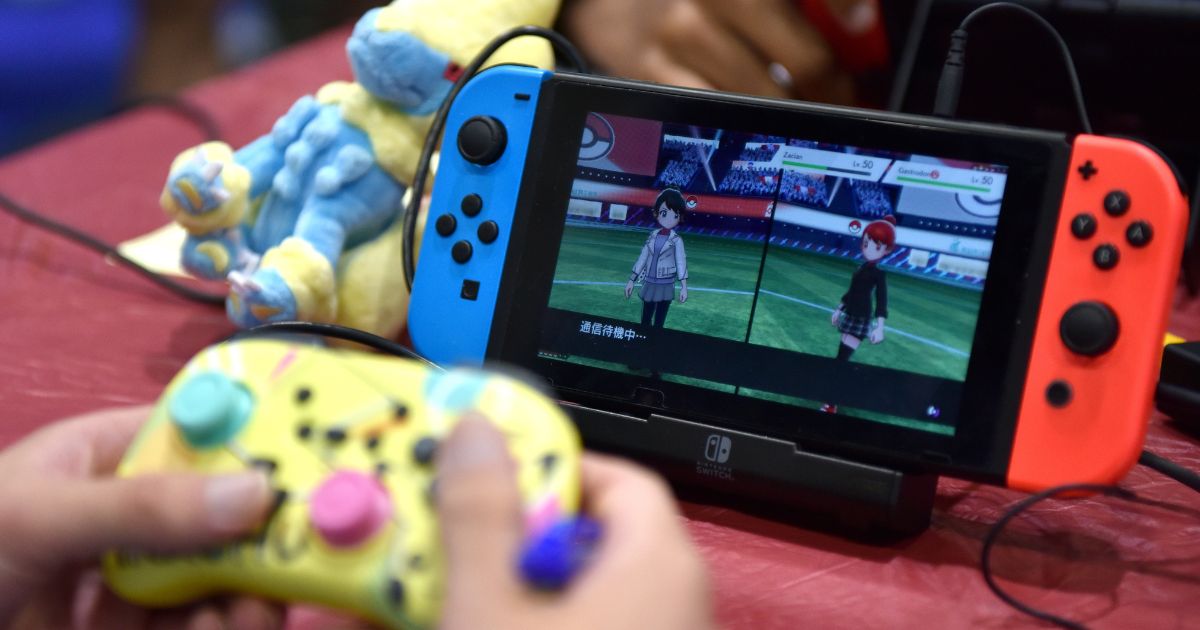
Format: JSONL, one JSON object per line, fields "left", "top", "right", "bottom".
{"left": 538, "top": 112, "right": 1008, "bottom": 436}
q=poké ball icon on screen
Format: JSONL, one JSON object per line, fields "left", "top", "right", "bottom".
{"left": 848, "top": 219, "right": 863, "bottom": 235}
{"left": 686, "top": 195, "right": 699, "bottom": 210}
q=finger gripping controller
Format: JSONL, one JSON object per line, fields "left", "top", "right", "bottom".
{"left": 103, "top": 339, "right": 591, "bottom": 629}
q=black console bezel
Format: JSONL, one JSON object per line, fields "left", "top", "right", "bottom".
{"left": 487, "top": 73, "right": 1070, "bottom": 482}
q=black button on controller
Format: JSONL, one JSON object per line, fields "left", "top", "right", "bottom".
{"left": 457, "top": 116, "right": 507, "bottom": 165}
{"left": 1127, "top": 221, "right": 1153, "bottom": 247}
{"left": 451, "top": 240, "right": 473, "bottom": 263}
{"left": 1046, "top": 380, "right": 1072, "bottom": 408}
{"left": 1077, "top": 160, "right": 1098, "bottom": 180}
{"left": 461, "top": 194, "right": 483, "bottom": 217}
{"left": 435, "top": 213, "right": 456, "bottom": 237}
{"left": 1093, "top": 244, "right": 1119, "bottom": 270}
{"left": 1103, "top": 190, "right": 1130, "bottom": 216}
{"left": 1070, "top": 213, "right": 1096, "bottom": 239}
{"left": 1059, "top": 301, "right": 1119, "bottom": 357}
{"left": 478, "top": 220, "right": 499, "bottom": 244}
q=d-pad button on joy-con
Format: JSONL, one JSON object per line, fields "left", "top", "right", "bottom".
{"left": 1127, "top": 221, "right": 1153, "bottom": 247}
{"left": 1093, "top": 244, "right": 1119, "bottom": 270}
{"left": 478, "top": 220, "right": 499, "bottom": 244}
{"left": 168, "top": 372, "right": 253, "bottom": 449}
{"left": 1060, "top": 301, "right": 1119, "bottom": 357}
{"left": 451, "top": 240, "right": 473, "bottom": 263}
{"left": 435, "top": 214, "right": 457, "bottom": 237}
{"left": 461, "top": 194, "right": 483, "bottom": 217}
{"left": 457, "top": 116, "right": 507, "bottom": 166}
{"left": 1103, "top": 190, "right": 1130, "bottom": 216}
{"left": 1070, "top": 213, "right": 1096, "bottom": 239}
{"left": 309, "top": 471, "right": 393, "bottom": 548}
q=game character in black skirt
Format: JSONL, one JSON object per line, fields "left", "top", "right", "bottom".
{"left": 822, "top": 215, "right": 897, "bottom": 413}
{"left": 624, "top": 188, "right": 690, "bottom": 327}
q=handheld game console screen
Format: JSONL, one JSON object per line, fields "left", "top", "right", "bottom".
{"left": 537, "top": 112, "right": 1009, "bottom": 436}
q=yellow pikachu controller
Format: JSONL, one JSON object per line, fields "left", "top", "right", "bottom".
{"left": 102, "top": 339, "right": 587, "bottom": 629}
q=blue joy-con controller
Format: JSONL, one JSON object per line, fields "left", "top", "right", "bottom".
{"left": 409, "top": 65, "right": 550, "bottom": 366}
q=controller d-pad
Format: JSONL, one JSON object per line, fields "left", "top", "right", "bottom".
{"left": 478, "top": 220, "right": 499, "bottom": 244}
{"left": 451, "top": 240, "right": 473, "bottom": 263}
{"left": 1127, "top": 221, "right": 1153, "bottom": 247}
{"left": 457, "top": 116, "right": 507, "bottom": 166}
{"left": 461, "top": 194, "right": 483, "bottom": 217}
{"left": 1059, "top": 301, "right": 1119, "bottom": 357}
{"left": 435, "top": 214, "right": 457, "bottom": 237}
{"left": 1103, "top": 190, "right": 1130, "bottom": 216}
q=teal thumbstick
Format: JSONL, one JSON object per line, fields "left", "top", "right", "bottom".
{"left": 168, "top": 372, "right": 254, "bottom": 449}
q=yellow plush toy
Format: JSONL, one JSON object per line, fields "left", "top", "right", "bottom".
{"left": 159, "top": 0, "right": 560, "bottom": 338}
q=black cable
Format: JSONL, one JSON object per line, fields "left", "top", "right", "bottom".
{"left": 0, "top": 192, "right": 227, "bottom": 305}
{"left": 981, "top": 483, "right": 1137, "bottom": 630}
{"left": 109, "top": 94, "right": 222, "bottom": 142}
{"left": 233, "top": 321, "right": 442, "bottom": 371}
{"left": 933, "top": 1, "right": 1093, "bottom": 134}
{"left": 402, "top": 26, "right": 590, "bottom": 292}
{"left": 887, "top": 0, "right": 935, "bottom": 112}
{"left": 1139, "top": 449, "right": 1200, "bottom": 493}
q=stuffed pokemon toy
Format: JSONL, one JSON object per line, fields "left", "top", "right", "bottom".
{"left": 161, "top": 0, "right": 559, "bottom": 337}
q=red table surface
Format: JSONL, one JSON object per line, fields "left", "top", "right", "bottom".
{"left": 2, "top": 28, "right": 1198, "bottom": 630}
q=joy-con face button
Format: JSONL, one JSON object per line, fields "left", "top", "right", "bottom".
{"left": 457, "top": 116, "right": 507, "bottom": 166}
{"left": 1070, "top": 213, "right": 1097, "bottom": 239}
{"left": 168, "top": 372, "right": 254, "bottom": 449}
{"left": 435, "top": 214, "right": 457, "bottom": 237}
{"left": 309, "top": 470, "right": 393, "bottom": 548}
{"left": 1092, "top": 244, "right": 1119, "bottom": 270}
{"left": 1126, "top": 221, "right": 1153, "bottom": 247}
{"left": 413, "top": 436, "right": 439, "bottom": 466}
{"left": 1077, "top": 160, "right": 1098, "bottom": 180}
{"left": 451, "top": 240, "right": 473, "bottom": 263}
{"left": 1045, "top": 380, "right": 1073, "bottom": 408}
{"left": 1059, "top": 301, "right": 1119, "bottom": 357}
{"left": 461, "top": 194, "right": 483, "bottom": 217}
{"left": 478, "top": 220, "right": 499, "bottom": 244}
{"left": 1103, "top": 190, "right": 1130, "bottom": 216}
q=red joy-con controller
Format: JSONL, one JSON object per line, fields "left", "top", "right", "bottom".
{"left": 1007, "top": 135, "right": 1188, "bottom": 492}
{"left": 794, "top": 0, "right": 889, "bottom": 74}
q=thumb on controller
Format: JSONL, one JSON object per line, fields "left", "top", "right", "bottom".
{"left": 435, "top": 416, "right": 527, "bottom": 621}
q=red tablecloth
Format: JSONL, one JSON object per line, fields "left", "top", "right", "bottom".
{"left": 2, "top": 28, "right": 1198, "bottom": 630}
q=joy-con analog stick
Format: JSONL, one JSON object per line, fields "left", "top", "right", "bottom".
{"left": 1059, "top": 301, "right": 1119, "bottom": 357}
{"left": 168, "top": 372, "right": 253, "bottom": 449}
{"left": 309, "top": 471, "right": 393, "bottom": 548}
{"left": 457, "top": 116, "right": 507, "bottom": 165}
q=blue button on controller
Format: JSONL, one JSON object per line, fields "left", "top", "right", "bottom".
{"left": 168, "top": 372, "right": 253, "bottom": 449}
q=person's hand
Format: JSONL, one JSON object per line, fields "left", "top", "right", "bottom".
{"left": 625, "top": 279, "right": 635, "bottom": 299}
{"left": 831, "top": 306, "right": 842, "bottom": 327}
{"left": 679, "top": 286, "right": 688, "bottom": 303}
{"left": 869, "top": 320, "right": 885, "bottom": 344}
{"left": 435, "top": 417, "right": 716, "bottom": 630}
{"left": 0, "top": 406, "right": 280, "bottom": 630}
{"left": 561, "top": 0, "right": 875, "bottom": 103}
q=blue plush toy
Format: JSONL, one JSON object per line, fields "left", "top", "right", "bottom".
{"left": 161, "top": 0, "right": 559, "bottom": 336}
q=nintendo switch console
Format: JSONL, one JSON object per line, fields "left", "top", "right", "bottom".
{"left": 103, "top": 339, "right": 589, "bottom": 629}
{"left": 409, "top": 65, "right": 1188, "bottom": 495}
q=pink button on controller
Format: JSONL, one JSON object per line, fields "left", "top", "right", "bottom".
{"left": 309, "top": 471, "right": 393, "bottom": 548}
